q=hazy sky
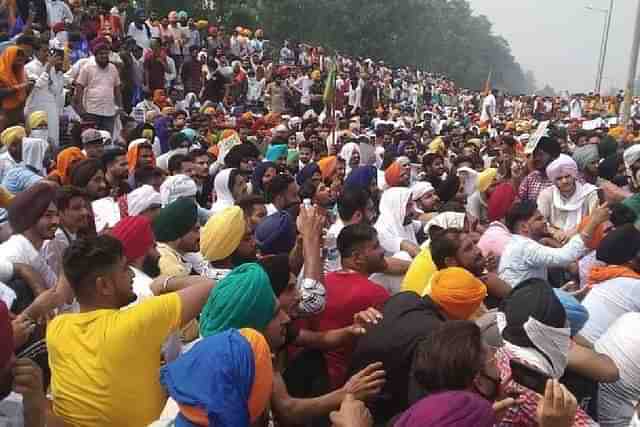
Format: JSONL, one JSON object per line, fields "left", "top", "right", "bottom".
{"left": 468, "top": 0, "right": 638, "bottom": 93}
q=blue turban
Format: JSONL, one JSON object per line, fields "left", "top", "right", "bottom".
{"left": 181, "top": 128, "right": 197, "bottom": 143}
{"left": 265, "top": 144, "right": 287, "bottom": 162}
{"left": 255, "top": 211, "right": 296, "bottom": 255}
{"left": 251, "top": 161, "right": 276, "bottom": 193}
{"left": 344, "top": 165, "right": 377, "bottom": 191}
{"left": 296, "top": 162, "right": 320, "bottom": 186}
{"left": 553, "top": 289, "right": 589, "bottom": 337}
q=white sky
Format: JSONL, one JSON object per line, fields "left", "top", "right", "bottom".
{"left": 468, "top": 0, "right": 639, "bottom": 93}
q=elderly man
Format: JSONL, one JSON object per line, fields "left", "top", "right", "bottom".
{"left": 374, "top": 187, "right": 420, "bottom": 258}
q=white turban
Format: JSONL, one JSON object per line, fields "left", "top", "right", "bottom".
{"left": 546, "top": 154, "right": 578, "bottom": 183}
{"left": 410, "top": 181, "right": 435, "bottom": 201}
{"left": 160, "top": 174, "right": 197, "bottom": 207}
{"left": 127, "top": 185, "right": 162, "bottom": 216}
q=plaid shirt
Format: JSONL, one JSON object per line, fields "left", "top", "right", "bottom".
{"left": 496, "top": 347, "right": 597, "bottom": 427}
{"left": 518, "top": 170, "right": 552, "bottom": 202}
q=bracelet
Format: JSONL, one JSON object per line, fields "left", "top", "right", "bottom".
{"left": 162, "top": 275, "right": 176, "bottom": 293}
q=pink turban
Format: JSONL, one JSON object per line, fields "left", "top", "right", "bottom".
{"left": 546, "top": 154, "right": 578, "bottom": 183}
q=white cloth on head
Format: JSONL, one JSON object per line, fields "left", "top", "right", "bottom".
{"left": 160, "top": 174, "right": 197, "bottom": 207}
{"left": 127, "top": 185, "right": 162, "bottom": 216}
{"left": 546, "top": 154, "right": 578, "bottom": 183}
{"left": 457, "top": 166, "right": 479, "bottom": 197}
{"left": 375, "top": 187, "right": 417, "bottom": 255}
{"left": 21, "top": 137, "right": 47, "bottom": 174}
{"left": 496, "top": 312, "right": 571, "bottom": 379}
{"left": 595, "top": 312, "right": 640, "bottom": 427}
{"left": 340, "top": 142, "right": 361, "bottom": 174}
{"left": 624, "top": 144, "right": 640, "bottom": 188}
{"left": 422, "top": 211, "right": 466, "bottom": 247}
{"left": 210, "top": 168, "right": 236, "bottom": 215}
{"left": 92, "top": 197, "right": 121, "bottom": 233}
{"left": 410, "top": 181, "right": 434, "bottom": 201}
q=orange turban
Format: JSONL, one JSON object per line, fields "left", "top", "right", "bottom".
{"left": 318, "top": 156, "right": 337, "bottom": 180}
{"left": 384, "top": 161, "right": 403, "bottom": 187}
{"left": 239, "top": 328, "right": 273, "bottom": 422}
{"left": 428, "top": 267, "right": 487, "bottom": 320}
{"left": 127, "top": 139, "right": 156, "bottom": 172}
{"left": 177, "top": 328, "right": 273, "bottom": 425}
{"left": 48, "top": 147, "right": 86, "bottom": 185}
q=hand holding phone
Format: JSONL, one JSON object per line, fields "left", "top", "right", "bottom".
{"left": 510, "top": 359, "right": 551, "bottom": 395}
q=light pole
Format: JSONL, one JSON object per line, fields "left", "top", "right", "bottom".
{"left": 586, "top": 1, "right": 614, "bottom": 95}
{"left": 622, "top": 0, "right": 640, "bottom": 125}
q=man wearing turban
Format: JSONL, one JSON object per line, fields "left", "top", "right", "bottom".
{"left": 537, "top": 154, "right": 599, "bottom": 239}
{"left": 153, "top": 198, "right": 200, "bottom": 277}
{"left": 0, "top": 182, "right": 59, "bottom": 291}
{"left": 200, "top": 206, "right": 257, "bottom": 277}
{"left": 0, "top": 126, "right": 25, "bottom": 183}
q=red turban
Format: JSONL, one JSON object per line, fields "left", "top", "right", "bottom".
{"left": 109, "top": 216, "right": 155, "bottom": 263}
{"left": 487, "top": 182, "right": 517, "bottom": 222}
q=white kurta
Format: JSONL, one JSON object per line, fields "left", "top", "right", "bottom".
{"left": 24, "top": 58, "right": 65, "bottom": 148}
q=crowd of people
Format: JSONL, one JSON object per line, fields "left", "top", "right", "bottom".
{"left": 2, "top": 2, "right": 640, "bottom": 427}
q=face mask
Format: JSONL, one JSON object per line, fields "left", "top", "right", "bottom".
{"left": 30, "top": 129, "right": 48, "bottom": 141}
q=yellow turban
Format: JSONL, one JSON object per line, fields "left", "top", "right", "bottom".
{"left": 428, "top": 267, "right": 487, "bottom": 320}
{"left": 196, "top": 20, "right": 208, "bottom": 30}
{"left": 466, "top": 138, "right": 482, "bottom": 149}
{"left": 401, "top": 247, "right": 438, "bottom": 295}
{"left": 200, "top": 206, "right": 246, "bottom": 261}
{"left": 429, "top": 136, "right": 445, "bottom": 155}
{"left": 609, "top": 126, "right": 625, "bottom": 139}
{"left": 26, "top": 111, "right": 48, "bottom": 131}
{"left": 0, "top": 126, "right": 25, "bottom": 147}
{"left": 477, "top": 168, "right": 497, "bottom": 193}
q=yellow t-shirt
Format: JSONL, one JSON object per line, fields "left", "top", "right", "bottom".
{"left": 47, "top": 293, "right": 182, "bottom": 427}
{"left": 401, "top": 246, "right": 437, "bottom": 296}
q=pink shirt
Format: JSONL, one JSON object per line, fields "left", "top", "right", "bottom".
{"left": 76, "top": 62, "right": 121, "bottom": 117}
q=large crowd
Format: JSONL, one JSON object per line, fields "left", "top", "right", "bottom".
{"left": 2, "top": 2, "right": 640, "bottom": 427}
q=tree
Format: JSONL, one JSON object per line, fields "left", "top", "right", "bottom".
{"left": 184, "top": 0, "right": 534, "bottom": 93}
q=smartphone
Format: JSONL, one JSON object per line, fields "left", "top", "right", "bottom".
{"left": 597, "top": 188, "right": 606, "bottom": 204}
{"left": 509, "top": 359, "right": 551, "bottom": 394}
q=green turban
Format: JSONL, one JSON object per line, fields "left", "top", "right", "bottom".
{"left": 199, "top": 263, "right": 276, "bottom": 337}
{"left": 152, "top": 198, "right": 198, "bottom": 243}
{"left": 598, "top": 135, "right": 618, "bottom": 160}
{"left": 572, "top": 144, "right": 599, "bottom": 171}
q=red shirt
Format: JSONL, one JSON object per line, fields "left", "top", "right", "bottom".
{"left": 310, "top": 271, "right": 390, "bottom": 389}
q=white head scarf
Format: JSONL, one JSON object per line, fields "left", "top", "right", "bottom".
{"left": 160, "top": 174, "right": 197, "bottom": 207}
{"left": 210, "top": 168, "right": 237, "bottom": 214}
{"left": 22, "top": 137, "right": 47, "bottom": 174}
{"left": 496, "top": 312, "right": 571, "bottom": 378}
{"left": 127, "top": 185, "right": 162, "bottom": 216}
{"left": 375, "top": 187, "right": 417, "bottom": 254}
{"left": 340, "top": 142, "right": 361, "bottom": 174}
